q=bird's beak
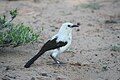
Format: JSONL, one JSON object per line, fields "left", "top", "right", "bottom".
{"left": 71, "top": 23, "right": 80, "bottom": 27}
{"left": 72, "top": 25, "right": 79, "bottom": 27}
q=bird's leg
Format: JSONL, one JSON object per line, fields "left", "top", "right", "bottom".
{"left": 50, "top": 54, "right": 61, "bottom": 64}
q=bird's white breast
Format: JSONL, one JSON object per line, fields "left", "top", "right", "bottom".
{"left": 57, "top": 32, "right": 72, "bottom": 53}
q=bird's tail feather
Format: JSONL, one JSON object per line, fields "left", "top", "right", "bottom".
{"left": 24, "top": 50, "right": 45, "bottom": 68}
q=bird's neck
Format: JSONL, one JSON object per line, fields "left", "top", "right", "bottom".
{"left": 58, "top": 27, "right": 72, "bottom": 35}
{"left": 56, "top": 29, "right": 72, "bottom": 42}
{"left": 58, "top": 30, "right": 72, "bottom": 37}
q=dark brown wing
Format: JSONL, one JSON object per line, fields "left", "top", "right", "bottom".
{"left": 41, "top": 37, "right": 67, "bottom": 52}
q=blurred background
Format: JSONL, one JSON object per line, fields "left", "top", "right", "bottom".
{"left": 0, "top": 0, "right": 120, "bottom": 80}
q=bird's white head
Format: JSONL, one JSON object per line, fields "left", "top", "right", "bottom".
{"left": 58, "top": 22, "right": 80, "bottom": 34}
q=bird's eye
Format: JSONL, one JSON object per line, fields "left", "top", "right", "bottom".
{"left": 68, "top": 25, "right": 71, "bottom": 27}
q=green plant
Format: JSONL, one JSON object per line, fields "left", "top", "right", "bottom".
{"left": 76, "top": 2, "right": 102, "bottom": 10}
{"left": 10, "top": 8, "right": 18, "bottom": 22}
{"left": 102, "top": 65, "right": 108, "bottom": 71}
{"left": 111, "top": 44, "right": 120, "bottom": 52}
{"left": 0, "top": 9, "right": 39, "bottom": 47}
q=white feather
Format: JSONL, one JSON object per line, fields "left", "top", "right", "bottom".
{"left": 51, "top": 22, "right": 73, "bottom": 57}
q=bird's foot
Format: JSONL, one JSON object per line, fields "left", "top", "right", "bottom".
{"left": 52, "top": 60, "right": 66, "bottom": 67}
{"left": 55, "top": 60, "right": 66, "bottom": 64}
{"left": 50, "top": 54, "right": 66, "bottom": 67}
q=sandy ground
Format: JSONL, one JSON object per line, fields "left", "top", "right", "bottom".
{"left": 0, "top": 0, "right": 120, "bottom": 80}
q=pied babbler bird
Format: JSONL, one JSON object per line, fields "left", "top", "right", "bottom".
{"left": 24, "top": 22, "right": 80, "bottom": 68}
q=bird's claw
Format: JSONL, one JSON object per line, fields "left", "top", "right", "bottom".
{"left": 52, "top": 60, "right": 66, "bottom": 67}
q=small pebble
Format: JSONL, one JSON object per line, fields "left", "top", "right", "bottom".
{"left": 41, "top": 73, "right": 48, "bottom": 77}
{"left": 31, "top": 77, "right": 35, "bottom": 80}
{"left": 76, "top": 29, "right": 80, "bottom": 31}
{"left": 95, "top": 54, "right": 97, "bottom": 56}
{"left": 5, "top": 66, "right": 10, "bottom": 70}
